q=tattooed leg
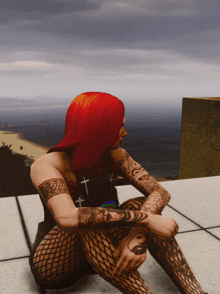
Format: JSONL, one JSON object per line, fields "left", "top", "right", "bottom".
{"left": 117, "top": 196, "right": 204, "bottom": 294}
{"left": 80, "top": 228, "right": 153, "bottom": 294}
{"left": 148, "top": 235, "right": 203, "bottom": 294}
{"left": 31, "top": 226, "right": 84, "bottom": 290}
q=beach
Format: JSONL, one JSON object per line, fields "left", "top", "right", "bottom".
{"left": 0, "top": 130, "right": 48, "bottom": 159}
{"left": 0, "top": 120, "right": 181, "bottom": 179}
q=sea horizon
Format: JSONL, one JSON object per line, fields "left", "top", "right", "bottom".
{"left": 0, "top": 103, "right": 182, "bottom": 179}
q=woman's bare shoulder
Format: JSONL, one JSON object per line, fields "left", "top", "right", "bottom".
{"left": 33, "top": 151, "right": 71, "bottom": 172}
{"left": 31, "top": 151, "right": 77, "bottom": 188}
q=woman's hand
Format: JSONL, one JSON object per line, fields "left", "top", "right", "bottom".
{"left": 145, "top": 213, "right": 179, "bottom": 239}
{"left": 112, "top": 228, "right": 147, "bottom": 277}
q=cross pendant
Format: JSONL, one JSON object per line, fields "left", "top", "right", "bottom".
{"left": 76, "top": 196, "right": 85, "bottom": 207}
{"left": 81, "top": 176, "right": 89, "bottom": 195}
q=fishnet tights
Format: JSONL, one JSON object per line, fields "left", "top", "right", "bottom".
{"left": 32, "top": 196, "right": 203, "bottom": 293}
{"left": 32, "top": 226, "right": 83, "bottom": 288}
{"left": 122, "top": 197, "right": 204, "bottom": 294}
{"left": 81, "top": 228, "right": 152, "bottom": 294}
{"left": 148, "top": 235, "right": 203, "bottom": 294}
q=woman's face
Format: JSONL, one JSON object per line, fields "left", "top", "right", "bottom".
{"left": 112, "top": 116, "right": 127, "bottom": 149}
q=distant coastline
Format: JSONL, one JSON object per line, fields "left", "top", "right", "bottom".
{"left": 0, "top": 122, "right": 55, "bottom": 128}
{"left": 0, "top": 130, "right": 48, "bottom": 159}
{"left": 0, "top": 104, "right": 181, "bottom": 180}
{"left": 0, "top": 129, "right": 175, "bottom": 182}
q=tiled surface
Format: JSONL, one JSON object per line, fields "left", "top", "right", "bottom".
{"left": 0, "top": 197, "right": 29, "bottom": 260}
{"left": 161, "top": 205, "right": 201, "bottom": 233}
{"left": 175, "top": 231, "right": 220, "bottom": 294}
{"left": 207, "top": 227, "right": 220, "bottom": 239}
{"left": 0, "top": 258, "right": 40, "bottom": 294}
{"left": 1, "top": 176, "right": 220, "bottom": 293}
{"left": 160, "top": 176, "right": 220, "bottom": 228}
{"left": 117, "top": 184, "right": 143, "bottom": 203}
{"left": 18, "top": 194, "right": 44, "bottom": 245}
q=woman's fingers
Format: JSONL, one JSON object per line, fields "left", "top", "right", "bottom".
{"left": 112, "top": 253, "right": 125, "bottom": 276}
{"left": 113, "top": 255, "right": 129, "bottom": 277}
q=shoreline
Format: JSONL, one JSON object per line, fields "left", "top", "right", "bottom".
{"left": 0, "top": 130, "right": 175, "bottom": 181}
{"left": 0, "top": 130, "right": 48, "bottom": 159}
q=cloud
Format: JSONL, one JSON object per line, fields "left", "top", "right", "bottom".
{"left": 2, "top": 61, "right": 51, "bottom": 68}
{"left": 1, "top": 0, "right": 220, "bottom": 56}
{"left": 1, "top": 0, "right": 219, "bottom": 68}
{"left": 1, "top": 0, "right": 220, "bottom": 100}
{"left": 0, "top": 60, "right": 55, "bottom": 77}
{"left": 1, "top": 48, "right": 219, "bottom": 83}
{"left": 2, "top": 0, "right": 220, "bottom": 42}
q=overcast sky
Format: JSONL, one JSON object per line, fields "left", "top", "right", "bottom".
{"left": 1, "top": 0, "right": 220, "bottom": 106}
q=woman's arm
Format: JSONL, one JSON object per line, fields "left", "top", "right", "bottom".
{"left": 110, "top": 148, "right": 171, "bottom": 214}
{"left": 109, "top": 148, "right": 178, "bottom": 275}
{"left": 36, "top": 177, "right": 176, "bottom": 238}
{"left": 31, "top": 154, "right": 177, "bottom": 238}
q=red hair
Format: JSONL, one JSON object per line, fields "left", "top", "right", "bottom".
{"left": 48, "top": 92, "right": 125, "bottom": 175}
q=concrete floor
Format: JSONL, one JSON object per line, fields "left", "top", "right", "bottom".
{"left": 0, "top": 176, "right": 219, "bottom": 293}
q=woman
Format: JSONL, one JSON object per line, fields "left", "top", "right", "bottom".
{"left": 30, "top": 92, "right": 205, "bottom": 293}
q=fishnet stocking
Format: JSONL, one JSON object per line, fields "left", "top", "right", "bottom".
{"left": 122, "top": 196, "right": 203, "bottom": 294}
{"left": 148, "top": 234, "right": 203, "bottom": 294}
{"left": 80, "top": 228, "right": 153, "bottom": 294}
{"left": 31, "top": 196, "right": 203, "bottom": 293}
{"left": 32, "top": 226, "right": 83, "bottom": 288}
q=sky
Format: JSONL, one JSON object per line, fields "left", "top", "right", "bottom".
{"left": 1, "top": 0, "right": 220, "bottom": 107}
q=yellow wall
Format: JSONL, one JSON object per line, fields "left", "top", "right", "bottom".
{"left": 179, "top": 97, "right": 220, "bottom": 179}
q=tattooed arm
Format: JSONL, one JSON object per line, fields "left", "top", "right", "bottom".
{"left": 31, "top": 153, "right": 177, "bottom": 238}
{"left": 111, "top": 148, "right": 171, "bottom": 214}
{"left": 57, "top": 205, "right": 177, "bottom": 238}
{"left": 37, "top": 179, "right": 176, "bottom": 237}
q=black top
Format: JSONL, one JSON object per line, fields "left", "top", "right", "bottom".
{"left": 74, "top": 169, "right": 119, "bottom": 209}
{"left": 39, "top": 163, "right": 119, "bottom": 232}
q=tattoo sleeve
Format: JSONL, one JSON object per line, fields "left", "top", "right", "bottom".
{"left": 114, "top": 149, "right": 171, "bottom": 214}
{"left": 38, "top": 178, "right": 69, "bottom": 201}
{"left": 77, "top": 207, "right": 148, "bottom": 230}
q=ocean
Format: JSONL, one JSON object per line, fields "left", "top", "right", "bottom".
{"left": 0, "top": 104, "right": 182, "bottom": 179}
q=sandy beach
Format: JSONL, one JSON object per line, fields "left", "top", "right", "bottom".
{"left": 0, "top": 130, "right": 48, "bottom": 159}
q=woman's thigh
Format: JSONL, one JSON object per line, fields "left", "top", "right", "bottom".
{"left": 30, "top": 225, "right": 87, "bottom": 290}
